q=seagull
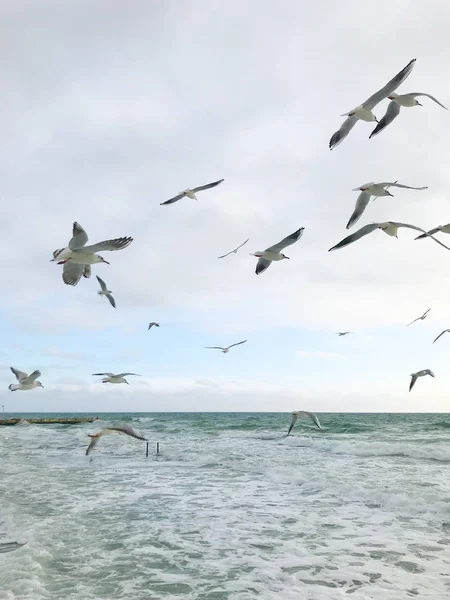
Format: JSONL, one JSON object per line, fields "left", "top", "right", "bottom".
{"left": 96, "top": 276, "right": 116, "bottom": 308}
{"left": 51, "top": 222, "right": 133, "bottom": 286}
{"left": 8, "top": 367, "right": 44, "bottom": 392}
{"left": 432, "top": 329, "right": 450, "bottom": 344}
{"left": 205, "top": 340, "right": 247, "bottom": 354}
{"left": 85, "top": 425, "right": 147, "bottom": 456}
{"left": 160, "top": 179, "right": 224, "bottom": 205}
{"left": 251, "top": 227, "right": 305, "bottom": 275}
{"left": 328, "top": 222, "right": 450, "bottom": 252}
{"left": 347, "top": 181, "right": 428, "bottom": 229}
{"left": 409, "top": 369, "right": 434, "bottom": 392}
{"left": 408, "top": 308, "right": 431, "bottom": 326}
{"left": 0, "top": 542, "right": 27, "bottom": 554}
{"left": 369, "top": 92, "right": 448, "bottom": 138}
{"left": 415, "top": 224, "right": 450, "bottom": 240}
{"left": 329, "top": 58, "right": 416, "bottom": 150}
{"left": 218, "top": 238, "right": 250, "bottom": 259}
{"left": 337, "top": 332, "right": 352, "bottom": 336}
{"left": 92, "top": 373, "right": 141, "bottom": 384}
{"left": 287, "top": 411, "right": 322, "bottom": 435}
{"left": 148, "top": 322, "right": 160, "bottom": 330}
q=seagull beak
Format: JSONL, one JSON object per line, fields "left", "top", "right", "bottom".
{"left": 103, "top": 260, "right": 110, "bottom": 265}
{"left": 284, "top": 256, "right": 290, "bottom": 260}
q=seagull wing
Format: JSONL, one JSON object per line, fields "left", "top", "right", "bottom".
{"left": 328, "top": 223, "right": 382, "bottom": 252}
{"left": 62, "top": 261, "right": 84, "bottom": 286}
{"left": 255, "top": 257, "right": 272, "bottom": 275}
{"left": 96, "top": 275, "right": 108, "bottom": 291}
{"left": 302, "top": 411, "right": 322, "bottom": 429}
{"left": 105, "top": 293, "right": 116, "bottom": 309}
{"left": 378, "top": 182, "right": 428, "bottom": 190}
{"left": 392, "top": 223, "right": 450, "bottom": 251}
{"left": 228, "top": 340, "right": 247, "bottom": 349}
{"left": 85, "top": 435, "right": 101, "bottom": 456}
{"left": 407, "top": 317, "right": 420, "bottom": 326}
{"left": 106, "top": 425, "right": 148, "bottom": 441}
{"left": 10, "top": 367, "right": 28, "bottom": 382}
{"left": 217, "top": 250, "right": 234, "bottom": 259}
{"left": 115, "top": 373, "right": 141, "bottom": 377}
{"left": 426, "top": 370, "right": 435, "bottom": 377}
{"left": 287, "top": 413, "right": 298, "bottom": 436}
{"left": 329, "top": 115, "right": 358, "bottom": 150}
{"left": 369, "top": 100, "right": 401, "bottom": 139}
{"left": 433, "top": 329, "right": 450, "bottom": 343}
{"left": 266, "top": 227, "right": 305, "bottom": 253}
{"left": 218, "top": 238, "right": 249, "bottom": 259}
{"left": 68, "top": 222, "right": 89, "bottom": 249}
{"left": 205, "top": 346, "right": 224, "bottom": 350}
{"left": 22, "top": 370, "right": 41, "bottom": 384}
{"left": 362, "top": 58, "right": 416, "bottom": 110}
{"left": 160, "top": 193, "right": 185, "bottom": 205}
{"left": 415, "top": 226, "right": 444, "bottom": 239}
{"left": 0, "top": 542, "right": 27, "bottom": 554}
{"left": 192, "top": 179, "right": 224, "bottom": 193}
{"left": 78, "top": 237, "right": 133, "bottom": 254}
{"left": 409, "top": 374, "right": 418, "bottom": 392}
{"left": 346, "top": 191, "right": 371, "bottom": 229}
{"left": 423, "top": 308, "right": 431, "bottom": 317}
{"left": 407, "top": 92, "right": 448, "bottom": 110}
{"left": 92, "top": 373, "right": 115, "bottom": 376}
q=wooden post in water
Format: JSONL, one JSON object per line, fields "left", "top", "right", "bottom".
{"left": 146, "top": 442, "right": 149, "bottom": 457}
{"left": 156, "top": 442, "right": 160, "bottom": 455}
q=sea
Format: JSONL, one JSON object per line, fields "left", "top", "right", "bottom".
{"left": 0, "top": 412, "right": 449, "bottom": 600}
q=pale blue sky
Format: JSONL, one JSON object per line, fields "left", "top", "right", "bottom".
{"left": 1, "top": 0, "right": 450, "bottom": 412}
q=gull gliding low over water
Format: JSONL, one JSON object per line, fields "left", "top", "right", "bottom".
{"left": 251, "top": 227, "right": 305, "bottom": 275}
{"left": 328, "top": 222, "right": 450, "bottom": 252}
{"left": 160, "top": 179, "right": 224, "bottom": 205}
{"left": 409, "top": 369, "right": 435, "bottom": 392}
{"left": 432, "top": 329, "right": 450, "bottom": 344}
{"left": 287, "top": 411, "right": 322, "bottom": 435}
{"left": 218, "top": 238, "right": 250, "bottom": 259}
{"left": 96, "top": 276, "right": 116, "bottom": 308}
{"left": 205, "top": 340, "right": 247, "bottom": 353}
{"left": 346, "top": 181, "right": 428, "bottom": 229}
{"left": 51, "top": 222, "right": 133, "bottom": 286}
{"left": 92, "top": 373, "right": 141, "bottom": 384}
{"left": 370, "top": 91, "right": 448, "bottom": 139}
{"left": 329, "top": 58, "right": 416, "bottom": 150}
{"left": 85, "top": 426, "right": 148, "bottom": 456}
{"left": 8, "top": 367, "right": 44, "bottom": 392}
{"left": 408, "top": 308, "right": 431, "bottom": 326}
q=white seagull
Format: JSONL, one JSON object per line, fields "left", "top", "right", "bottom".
{"left": 148, "top": 322, "right": 160, "bottom": 330}
{"left": 415, "top": 224, "right": 450, "bottom": 241}
{"left": 85, "top": 425, "right": 147, "bottom": 456}
{"left": 287, "top": 411, "right": 322, "bottom": 435}
{"left": 92, "top": 372, "right": 141, "bottom": 384}
{"left": 433, "top": 329, "right": 450, "bottom": 344}
{"left": 329, "top": 58, "right": 416, "bottom": 150}
{"left": 251, "top": 227, "right": 305, "bottom": 275}
{"left": 0, "top": 542, "right": 27, "bottom": 554}
{"left": 51, "top": 222, "right": 133, "bottom": 286}
{"left": 370, "top": 91, "right": 448, "bottom": 138}
{"left": 328, "top": 222, "right": 450, "bottom": 252}
{"left": 408, "top": 308, "right": 431, "bottom": 326}
{"left": 205, "top": 340, "right": 247, "bottom": 354}
{"left": 347, "top": 181, "right": 428, "bottom": 229}
{"left": 96, "top": 276, "right": 116, "bottom": 308}
{"left": 337, "top": 332, "right": 352, "bottom": 336}
{"left": 409, "top": 369, "right": 434, "bottom": 392}
{"left": 8, "top": 367, "right": 44, "bottom": 392}
{"left": 160, "top": 179, "right": 224, "bottom": 205}
{"left": 218, "top": 238, "right": 250, "bottom": 259}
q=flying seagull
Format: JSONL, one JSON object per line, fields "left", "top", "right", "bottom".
{"left": 347, "top": 181, "right": 428, "bottom": 229}
{"left": 9, "top": 367, "right": 44, "bottom": 392}
{"left": 96, "top": 275, "right": 116, "bottom": 308}
{"left": 218, "top": 238, "right": 250, "bottom": 259}
{"left": 337, "top": 332, "right": 352, "bottom": 336}
{"left": 85, "top": 425, "right": 147, "bottom": 456}
{"left": 409, "top": 369, "right": 434, "bottom": 392}
{"left": 408, "top": 308, "right": 431, "bottom": 326}
{"left": 328, "top": 222, "right": 450, "bottom": 252}
{"left": 287, "top": 411, "right": 322, "bottom": 435}
{"left": 148, "top": 322, "right": 160, "bottom": 330}
{"left": 160, "top": 179, "right": 224, "bottom": 205}
{"left": 205, "top": 340, "right": 247, "bottom": 354}
{"left": 329, "top": 58, "right": 416, "bottom": 150}
{"left": 0, "top": 542, "right": 27, "bottom": 554}
{"left": 432, "top": 329, "right": 450, "bottom": 344}
{"left": 415, "top": 224, "right": 450, "bottom": 240}
{"left": 51, "top": 222, "right": 133, "bottom": 286}
{"left": 370, "top": 91, "right": 448, "bottom": 139}
{"left": 92, "top": 373, "right": 141, "bottom": 384}
{"left": 251, "top": 227, "right": 305, "bottom": 275}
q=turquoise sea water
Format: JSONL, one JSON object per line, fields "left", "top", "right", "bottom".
{"left": 1, "top": 412, "right": 450, "bottom": 599}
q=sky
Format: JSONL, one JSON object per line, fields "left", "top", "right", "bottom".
{"left": 1, "top": 0, "right": 450, "bottom": 412}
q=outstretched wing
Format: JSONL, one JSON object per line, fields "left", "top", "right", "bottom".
{"left": 408, "top": 92, "right": 448, "bottom": 110}
{"left": 409, "top": 375, "right": 418, "bottom": 392}
{"left": 79, "top": 237, "right": 133, "bottom": 254}
{"left": 106, "top": 425, "right": 147, "bottom": 441}
{"left": 362, "top": 58, "right": 416, "bottom": 110}
{"left": 23, "top": 370, "right": 41, "bottom": 385}
{"left": 218, "top": 238, "right": 249, "bottom": 259}
{"left": 85, "top": 435, "right": 101, "bottom": 456}
{"left": 228, "top": 340, "right": 247, "bottom": 349}
{"left": 433, "top": 329, "right": 450, "bottom": 344}
{"left": 266, "top": 227, "right": 305, "bottom": 253}
{"left": 377, "top": 182, "right": 428, "bottom": 191}
{"left": 160, "top": 193, "right": 185, "bottom": 205}
{"left": 255, "top": 257, "right": 272, "bottom": 275}
{"left": 92, "top": 372, "right": 115, "bottom": 376}
{"left": 302, "top": 411, "right": 322, "bottom": 429}
{"left": 10, "top": 367, "right": 28, "bottom": 382}
{"left": 63, "top": 261, "right": 84, "bottom": 286}
{"left": 393, "top": 223, "right": 450, "bottom": 251}
{"left": 205, "top": 346, "right": 224, "bottom": 350}
{"left": 106, "top": 293, "right": 116, "bottom": 309}
{"left": 287, "top": 413, "right": 298, "bottom": 436}
{"left": 69, "top": 222, "right": 89, "bottom": 249}
{"left": 329, "top": 115, "right": 358, "bottom": 150}
{"left": 328, "top": 223, "right": 381, "bottom": 252}
{"left": 115, "top": 373, "right": 141, "bottom": 377}
{"left": 192, "top": 179, "right": 224, "bottom": 193}
{"left": 369, "top": 100, "right": 401, "bottom": 139}
{"left": 96, "top": 275, "right": 108, "bottom": 292}
{"left": 346, "top": 190, "right": 371, "bottom": 229}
